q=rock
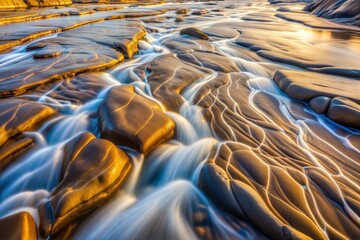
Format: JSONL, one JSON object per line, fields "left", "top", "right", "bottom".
{"left": 327, "top": 97, "right": 360, "bottom": 129}
{"left": 275, "top": 12, "right": 359, "bottom": 32}
{"left": 162, "top": 36, "right": 214, "bottom": 53}
{"left": 99, "top": 85, "right": 175, "bottom": 154}
{"left": 0, "top": 211, "right": 37, "bottom": 240}
{"left": 273, "top": 70, "right": 360, "bottom": 103}
{"left": 191, "top": 9, "right": 207, "bottom": 15}
{"left": 38, "top": 132, "right": 132, "bottom": 237}
{"left": 176, "top": 8, "right": 187, "bottom": 14}
{"left": 141, "top": 53, "right": 212, "bottom": 111}
{"left": 28, "top": 72, "right": 111, "bottom": 105}
{"left": 33, "top": 44, "right": 65, "bottom": 59}
{"left": 202, "top": 26, "right": 240, "bottom": 39}
{"left": 226, "top": 20, "right": 359, "bottom": 72}
{"left": 0, "top": 0, "right": 71, "bottom": 8}
{"left": 175, "top": 16, "right": 184, "bottom": 22}
{"left": 0, "top": 0, "right": 27, "bottom": 8}
{"left": 69, "top": 10, "right": 96, "bottom": 16}
{"left": 309, "top": 96, "right": 331, "bottom": 114}
{"left": 180, "top": 27, "right": 209, "bottom": 40}
{"left": 25, "top": 0, "right": 72, "bottom": 7}
{"left": 0, "top": 136, "right": 33, "bottom": 172}
{"left": 194, "top": 69, "right": 360, "bottom": 239}
{"left": 0, "top": 20, "right": 145, "bottom": 97}
{"left": 0, "top": 99, "right": 55, "bottom": 146}
{"left": 177, "top": 51, "right": 239, "bottom": 73}
{"left": 304, "top": 0, "right": 360, "bottom": 26}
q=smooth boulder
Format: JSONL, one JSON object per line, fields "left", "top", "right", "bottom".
{"left": 308, "top": 96, "right": 331, "bottom": 114}
{"left": 180, "top": 27, "right": 209, "bottom": 40}
{"left": 327, "top": 97, "right": 360, "bottom": 129}
{"left": 38, "top": 132, "right": 132, "bottom": 237}
{"left": 0, "top": 211, "right": 37, "bottom": 240}
{"left": 99, "top": 85, "right": 175, "bottom": 154}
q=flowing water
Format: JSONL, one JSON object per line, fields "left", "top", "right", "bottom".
{"left": 0, "top": 1, "right": 359, "bottom": 239}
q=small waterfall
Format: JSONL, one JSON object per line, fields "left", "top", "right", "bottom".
{"left": 139, "top": 138, "right": 217, "bottom": 187}
{"left": 74, "top": 180, "right": 254, "bottom": 240}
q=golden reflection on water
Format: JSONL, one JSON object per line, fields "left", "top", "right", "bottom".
{"left": 295, "top": 27, "right": 360, "bottom": 51}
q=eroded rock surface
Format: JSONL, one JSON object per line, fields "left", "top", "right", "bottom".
{"left": 99, "top": 85, "right": 175, "bottom": 154}
{"left": 0, "top": 20, "right": 145, "bottom": 97}
{"left": 38, "top": 132, "right": 132, "bottom": 237}
{"left": 0, "top": 99, "right": 55, "bottom": 146}
{"left": 273, "top": 70, "right": 360, "bottom": 103}
{"left": 195, "top": 72, "right": 360, "bottom": 240}
{"left": 273, "top": 70, "right": 360, "bottom": 128}
{"left": 304, "top": 0, "right": 360, "bottom": 26}
{"left": 0, "top": 1, "right": 359, "bottom": 239}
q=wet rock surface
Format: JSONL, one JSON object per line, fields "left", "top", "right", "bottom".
{"left": 0, "top": 20, "right": 145, "bottom": 97}
{"left": 304, "top": 0, "right": 360, "bottom": 26}
{"left": 0, "top": 99, "right": 55, "bottom": 146}
{"left": 0, "top": 0, "right": 359, "bottom": 239}
{"left": 99, "top": 85, "right": 175, "bottom": 154}
{"left": 38, "top": 132, "right": 132, "bottom": 237}
{"left": 180, "top": 27, "right": 209, "bottom": 40}
{"left": 327, "top": 97, "right": 360, "bottom": 129}
{"left": 273, "top": 70, "right": 360, "bottom": 128}
{"left": 195, "top": 74, "right": 360, "bottom": 239}
{"left": 0, "top": 211, "right": 37, "bottom": 240}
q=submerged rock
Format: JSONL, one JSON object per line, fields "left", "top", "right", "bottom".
{"left": 99, "top": 85, "right": 175, "bottom": 154}
{"left": 0, "top": 211, "right": 37, "bottom": 240}
{"left": 38, "top": 132, "right": 132, "bottom": 237}
{"left": 180, "top": 27, "right": 209, "bottom": 40}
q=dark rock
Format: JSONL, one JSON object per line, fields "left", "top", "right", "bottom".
{"left": 0, "top": 136, "right": 33, "bottom": 172}
{"left": 180, "top": 27, "right": 209, "bottom": 40}
{"left": 327, "top": 97, "right": 360, "bottom": 129}
{"left": 142, "top": 54, "right": 212, "bottom": 111}
{"left": 304, "top": 0, "right": 360, "bottom": 26}
{"left": 176, "top": 8, "right": 187, "bottom": 14}
{"left": 38, "top": 132, "right": 132, "bottom": 237}
{"left": 194, "top": 68, "right": 360, "bottom": 239}
{"left": 191, "top": 9, "right": 207, "bottom": 15}
{"left": 309, "top": 96, "right": 331, "bottom": 113}
{"left": 0, "top": 211, "right": 37, "bottom": 240}
{"left": 69, "top": 10, "right": 96, "bottom": 16}
{"left": 175, "top": 16, "right": 184, "bottom": 22}
{"left": 99, "top": 85, "right": 175, "bottom": 154}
